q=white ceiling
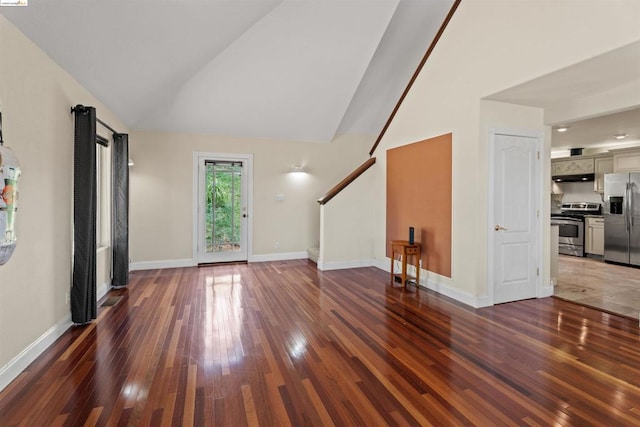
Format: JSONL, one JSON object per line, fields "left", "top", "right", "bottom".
{"left": 1, "top": 0, "right": 455, "bottom": 143}
{"left": 487, "top": 41, "right": 640, "bottom": 151}
{"left": 549, "top": 106, "right": 640, "bottom": 152}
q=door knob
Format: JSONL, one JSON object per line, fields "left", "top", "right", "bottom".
{"left": 494, "top": 225, "right": 507, "bottom": 231}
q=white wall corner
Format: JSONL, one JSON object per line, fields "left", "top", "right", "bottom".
{"left": 474, "top": 295, "right": 493, "bottom": 308}
{"left": 319, "top": 205, "right": 326, "bottom": 265}
{"left": 373, "top": 257, "right": 391, "bottom": 272}
{"left": 129, "top": 258, "right": 196, "bottom": 271}
{"left": 539, "top": 283, "right": 554, "bottom": 299}
{"left": 307, "top": 247, "right": 320, "bottom": 264}
{"left": 0, "top": 313, "right": 72, "bottom": 392}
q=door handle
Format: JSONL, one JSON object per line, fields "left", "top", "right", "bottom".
{"left": 630, "top": 182, "right": 635, "bottom": 230}
{"left": 242, "top": 214, "right": 247, "bottom": 218}
{"left": 494, "top": 225, "right": 507, "bottom": 231}
{"left": 626, "top": 183, "right": 631, "bottom": 232}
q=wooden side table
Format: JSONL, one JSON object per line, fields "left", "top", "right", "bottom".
{"left": 390, "top": 240, "right": 421, "bottom": 289}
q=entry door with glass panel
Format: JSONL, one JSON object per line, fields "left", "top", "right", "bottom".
{"left": 198, "top": 158, "right": 248, "bottom": 263}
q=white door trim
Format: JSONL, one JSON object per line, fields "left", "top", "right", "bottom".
{"left": 192, "top": 151, "right": 253, "bottom": 264}
{"left": 487, "top": 128, "right": 544, "bottom": 305}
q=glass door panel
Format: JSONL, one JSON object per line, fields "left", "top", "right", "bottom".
{"left": 198, "top": 158, "right": 247, "bottom": 263}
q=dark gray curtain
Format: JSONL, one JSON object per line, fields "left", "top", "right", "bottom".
{"left": 112, "top": 133, "right": 129, "bottom": 288}
{"left": 72, "top": 105, "right": 97, "bottom": 324}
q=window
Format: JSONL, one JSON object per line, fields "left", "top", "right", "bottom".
{"left": 96, "top": 136, "right": 110, "bottom": 249}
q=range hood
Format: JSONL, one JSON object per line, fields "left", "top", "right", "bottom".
{"left": 552, "top": 173, "right": 595, "bottom": 182}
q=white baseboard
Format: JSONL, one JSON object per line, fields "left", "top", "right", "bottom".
{"left": 0, "top": 313, "right": 72, "bottom": 392}
{"left": 317, "top": 258, "right": 375, "bottom": 271}
{"left": 374, "top": 257, "right": 481, "bottom": 308}
{"left": 376, "top": 258, "right": 554, "bottom": 308}
{"left": 129, "top": 258, "right": 196, "bottom": 271}
{"left": 421, "top": 274, "right": 478, "bottom": 307}
{"left": 249, "top": 251, "right": 308, "bottom": 262}
{"left": 130, "top": 253, "right": 310, "bottom": 270}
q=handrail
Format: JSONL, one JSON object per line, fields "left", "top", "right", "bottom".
{"left": 368, "top": 0, "right": 461, "bottom": 157}
{"left": 318, "top": 0, "right": 460, "bottom": 206}
{"left": 317, "top": 157, "right": 376, "bottom": 205}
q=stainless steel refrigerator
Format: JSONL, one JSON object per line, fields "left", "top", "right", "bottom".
{"left": 604, "top": 172, "right": 640, "bottom": 266}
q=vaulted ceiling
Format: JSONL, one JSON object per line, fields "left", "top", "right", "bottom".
{"left": 2, "top": 0, "right": 455, "bottom": 143}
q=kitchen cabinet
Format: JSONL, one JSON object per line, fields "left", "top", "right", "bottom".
{"left": 594, "top": 156, "right": 613, "bottom": 193}
{"left": 585, "top": 216, "right": 604, "bottom": 256}
{"left": 612, "top": 148, "right": 640, "bottom": 172}
{"left": 552, "top": 158, "right": 594, "bottom": 176}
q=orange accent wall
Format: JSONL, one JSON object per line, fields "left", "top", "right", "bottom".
{"left": 386, "top": 133, "right": 452, "bottom": 278}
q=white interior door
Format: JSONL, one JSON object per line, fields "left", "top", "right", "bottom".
{"left": 196, "top": 154, "right": 249, "bottom": 264}
{"left": 490, "top": 131, "right": 540, "bottom": 304}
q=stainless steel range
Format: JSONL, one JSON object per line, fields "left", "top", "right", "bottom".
{"left": 551, "top": 202, "right": 601, "bottom": 257}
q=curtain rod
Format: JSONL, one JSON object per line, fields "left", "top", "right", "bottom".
{"left": 70, "top": 104, "right": 122, "bottom": 137}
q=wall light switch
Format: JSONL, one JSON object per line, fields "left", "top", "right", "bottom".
{"left": 275, "top": 194, "right": 285, "bottom": 201}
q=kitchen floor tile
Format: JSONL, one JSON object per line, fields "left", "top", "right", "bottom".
{"left": 555, "top": 255, "right": 640, "bottom": 320}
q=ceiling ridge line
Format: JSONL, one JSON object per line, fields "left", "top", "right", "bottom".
{"left": 328, "top": 0, "right": 402, "bottom": 143}
{"left": 132, "top": 0, "right": 286, "bottom": 129}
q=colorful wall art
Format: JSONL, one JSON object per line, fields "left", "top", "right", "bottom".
{"left": 0, "top": 145, "right": 21, "bottom": 265}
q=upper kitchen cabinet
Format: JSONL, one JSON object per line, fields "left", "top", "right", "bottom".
{"left": 551, "top": 155, "right": 613, "bottom": 192}
{"left": 552, "top": 158, "right": 594, "bottom": 176}
{"left": 594, "top": 156, "right": 614, "bottom": 193}
{"left": 611, "top": 148, "right": 640, "bottom": 172}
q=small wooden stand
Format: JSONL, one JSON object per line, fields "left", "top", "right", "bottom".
{"left": 390, "top": 240, "right": 421, "bottom": 289}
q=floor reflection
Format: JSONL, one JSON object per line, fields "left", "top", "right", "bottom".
{"left": 204, "top": 272, "right": 244, "bottom": 373}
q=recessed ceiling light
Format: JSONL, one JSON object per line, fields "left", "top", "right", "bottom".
{"left": 556, "top": 126, "right": 569, "bottom": 132}
{"left": 615, "top": 134, "right": 627, "bottom": 140}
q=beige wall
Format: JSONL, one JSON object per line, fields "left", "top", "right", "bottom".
{"left": 366, "top": 0, "right": 640, "bottom": 304}
{"left": 319, "top": 166, "right": 376, "bottom": 269}
{"left": 0, "top": 17, "right": 127, "bottom": 374}
{"left": 129, "top": 131, "right": 371, "bottom": 265}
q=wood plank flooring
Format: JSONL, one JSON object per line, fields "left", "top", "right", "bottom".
{"left": 2, "top": 260, "right": 640, "bottom": 425}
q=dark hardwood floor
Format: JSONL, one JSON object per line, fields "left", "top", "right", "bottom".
{"left": 2, "top": 260, "right": 640, "bottom": 426}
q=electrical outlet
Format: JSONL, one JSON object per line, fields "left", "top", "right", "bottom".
{"left": 65, "top": 291, "right": 70, "bottom": 305}
{"left": 275, "top": 241, "right": 280, "bottom": 249}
